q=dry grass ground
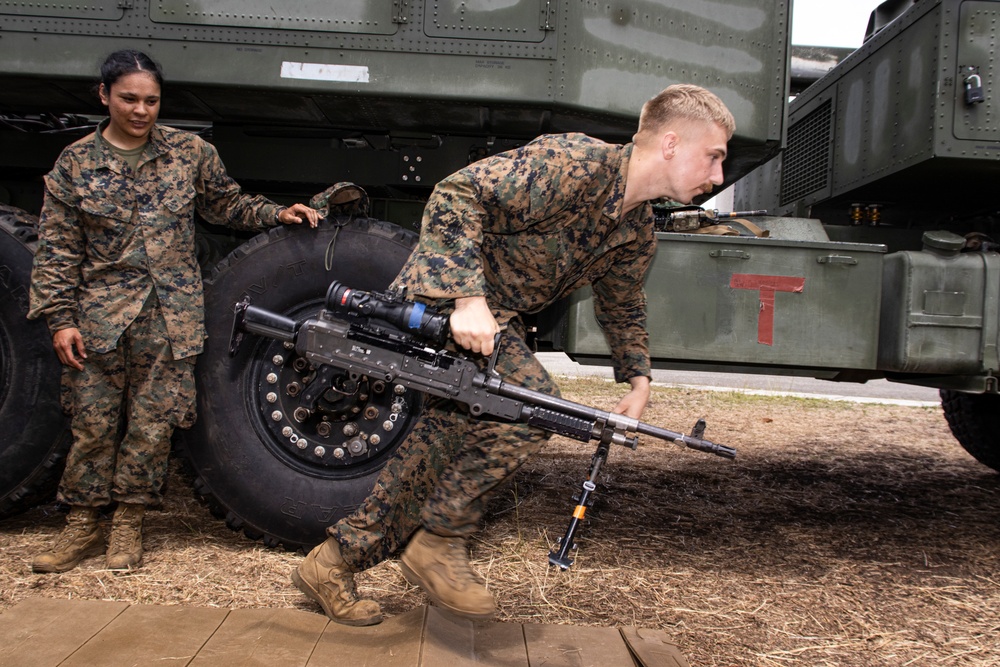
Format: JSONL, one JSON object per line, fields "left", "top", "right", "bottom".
{"left": 2, "top": 377, "right": 999, "bottom": 666}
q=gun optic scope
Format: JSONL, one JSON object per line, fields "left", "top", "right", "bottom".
{"left": 326, "top": 281, "right": 450, "bottom": 346}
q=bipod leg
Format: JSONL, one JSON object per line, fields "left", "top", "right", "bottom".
{"left": 548, "top": 441, "right": 609, "bottom": 570}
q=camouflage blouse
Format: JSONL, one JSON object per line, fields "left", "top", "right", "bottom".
{"left": 394, "top": 133, "right": 657, "bottom": 382}
{"left": 28, "top": 121, "right": 283, "bottom": 359}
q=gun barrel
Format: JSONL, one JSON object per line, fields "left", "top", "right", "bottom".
{"left": 636, "top": 422, "right": 736, "bottom": 459}
{"left": 677, "top": 435, "right": 737, "bottom": 459}
{"left": 483, "top": 374, "right": 735, "bottom": 456}
{"left": 717, "top": 209, "right": 769, "bottom": 219}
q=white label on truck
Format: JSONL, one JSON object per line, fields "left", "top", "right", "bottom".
{"left": 280, "top": 61, "right": 370, "bottom": 83}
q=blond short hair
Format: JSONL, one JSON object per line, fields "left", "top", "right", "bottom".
{"left": 636, "top": 84, "right": 736, "bottom": 140}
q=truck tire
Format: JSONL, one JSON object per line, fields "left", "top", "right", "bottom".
{"left": 940, "top": 389, "right": 1000, "bottom": 472}
{"left": 177, "top": 217, "right": 421, "bottom": 549}
{"left": 0, "top": 205, "right": 71, "bottom": 518}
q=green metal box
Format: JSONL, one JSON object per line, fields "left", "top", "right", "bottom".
{"left": 879, "top": 232, "right": 1000, "bottom": 375}
{"left": 561, "top": 232, "right": 886, "bottom": 373}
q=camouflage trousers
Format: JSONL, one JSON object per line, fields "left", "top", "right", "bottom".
{"left": 331, "top": 325, "right": 557, "bottom": 571}
{"left": 57, "top": 290, "right": 196, "bottom": 508}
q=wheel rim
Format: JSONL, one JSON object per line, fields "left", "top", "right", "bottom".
{"left": 243, "top": 304, "right": 421, "bottom": 479}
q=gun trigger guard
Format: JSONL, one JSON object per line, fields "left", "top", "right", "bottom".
{"left": 486, "top": 332, "right": 503, "bottom": 376}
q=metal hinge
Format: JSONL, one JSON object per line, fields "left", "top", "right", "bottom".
{"left": 539, "top": 0, "right": 555, "bottom": 31}
{"left": 392, "top": 0, "right": 409, "bottom": 24}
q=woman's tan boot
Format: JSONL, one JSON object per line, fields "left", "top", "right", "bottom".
{"left": 106, "top": 503, "right": 145, "bottom": 570}
{"left": 32, "top": 506, "right": 104, "bottom": 573}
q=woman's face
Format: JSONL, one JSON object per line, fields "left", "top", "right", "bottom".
{"left": 98, "top": 71, "right": 161, "bottom": 149}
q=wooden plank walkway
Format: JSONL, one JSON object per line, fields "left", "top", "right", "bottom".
{"left": 0, "top": 597, "right": 688, "bottom": 666}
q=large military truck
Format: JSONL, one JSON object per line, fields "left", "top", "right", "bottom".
{"left": 0, "top": 0, "right": 791, "bottom": 546}
{"left": 731, "top": 0, "right": 1000, "bottom": 466}
{"left": 0, "top": 0, "right": 995, "bottom": 549}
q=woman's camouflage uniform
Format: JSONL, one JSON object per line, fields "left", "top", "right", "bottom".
{"left": 28, "top": 120, "right": 284, "bottom": 507}
{"left": 332, "top": 133, "right": 658, "bottom": 569}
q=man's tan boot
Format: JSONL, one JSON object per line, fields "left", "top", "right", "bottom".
{"left": 32, "top": 506, "right": 104, "bottom": 573}
{"left": 292, "top": 538, "right": 383, "bottom": 626}
{"left": 399, "top": 528, "right": 495, "bottom": 620}
{"left": 106, "top": 503, "right": 145, "bottom": 570}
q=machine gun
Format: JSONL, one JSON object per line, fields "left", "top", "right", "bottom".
{"left": 229, "top": 281, "right": 735, "bottom": 568}
{"left": 654, "top": 206, "right": 769, "bottom": 232}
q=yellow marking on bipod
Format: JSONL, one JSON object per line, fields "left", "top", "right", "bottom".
{"left": 573, "top": 505, "right": 587, "bottom": 519}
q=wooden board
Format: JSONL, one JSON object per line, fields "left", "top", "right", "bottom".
{"left": 0, "top": 598, "right": 128, "bottom": 667}
{"left": 523, "top": 623, "right": 640, "bottom": 666}
{"left": 0, "top": 598, "right": 688, "bottom": 666}
{"left": 189, "top": 607, "right": 329, "bottom": 667}
{"left": 59, "top": 603, "right": 227, "bottom": 667}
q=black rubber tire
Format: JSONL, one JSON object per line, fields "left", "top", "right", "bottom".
{"left": 0, "top": 205, "right": 71, "bottom": 518}
{"left": 940, "top": 389, "right": 1000, "bottom": 472}
{"left": 177, "top": 217, "right": 420, "bottom": 549}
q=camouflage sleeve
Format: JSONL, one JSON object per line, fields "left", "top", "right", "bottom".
{"left": 192, "top": 138, "right": 284, "bottom": 231}
{"left": 401, "top": 173, "right": 488, "bottom": 299}
{"left": 592, "top": 233, "right": 656, "bottom": 382}
{"left": 400, "top": 147, "right": 601, "bottom": 300}
{"left": 27, "top": 164, "right": 85, "bottom": 331}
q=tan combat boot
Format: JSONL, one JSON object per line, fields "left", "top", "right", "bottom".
{"left": 292, "top": 538, "right": 383, "bottom": 626}
{"left": 106, "top": 503, "right": 145, "bottom": 570}
{"left": 32, "top": 506, "right": 104, "bottom": 573}
{"left": 399, "top": 528, "right": 495, "bottom": 619}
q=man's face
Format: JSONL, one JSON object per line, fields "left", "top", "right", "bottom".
{"left": 660, "top": 121, "right": 729, "bottom": 204}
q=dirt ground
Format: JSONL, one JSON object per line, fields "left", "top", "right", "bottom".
{"left": 2, "top": 377, "right": 999, "bottom": 666}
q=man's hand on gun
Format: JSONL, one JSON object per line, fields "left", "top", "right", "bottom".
{"left": 230, "top": 281, "right": 735, "bottom": 568}
{"left": 450, "top": 295, "right": 500, "bottom": 357}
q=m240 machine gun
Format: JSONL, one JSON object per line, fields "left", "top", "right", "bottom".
{"left": 230, "top": 281, "right": 736, "bottom": 568}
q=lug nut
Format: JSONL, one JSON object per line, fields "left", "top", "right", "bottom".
{"left": 272, "top": 355, "right": 285, "bottom": 366}
{"left": 271, "top": 410, "right": 283, "bottom": 422}
{"left": 266, "top": 392, "right": 277, "bottom": 403}
{"left": 347, "top": 438, "right": 367, "bottom": 456}
{"left": 266, "top": 373, "right": 278, "bottom": 384}
{"left": 314, "top": 446, "right": 326, "bottom": 457}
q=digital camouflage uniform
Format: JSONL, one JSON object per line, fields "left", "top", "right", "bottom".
{"left": 28, "top": 119, "right": 284, "bottom": 507}
{"left": 333, "top": 133, "right": 657, "bottom": 570}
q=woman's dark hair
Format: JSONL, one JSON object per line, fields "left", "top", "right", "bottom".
{"left": 100, "top": 49, "right": 163, "bottom": 91}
